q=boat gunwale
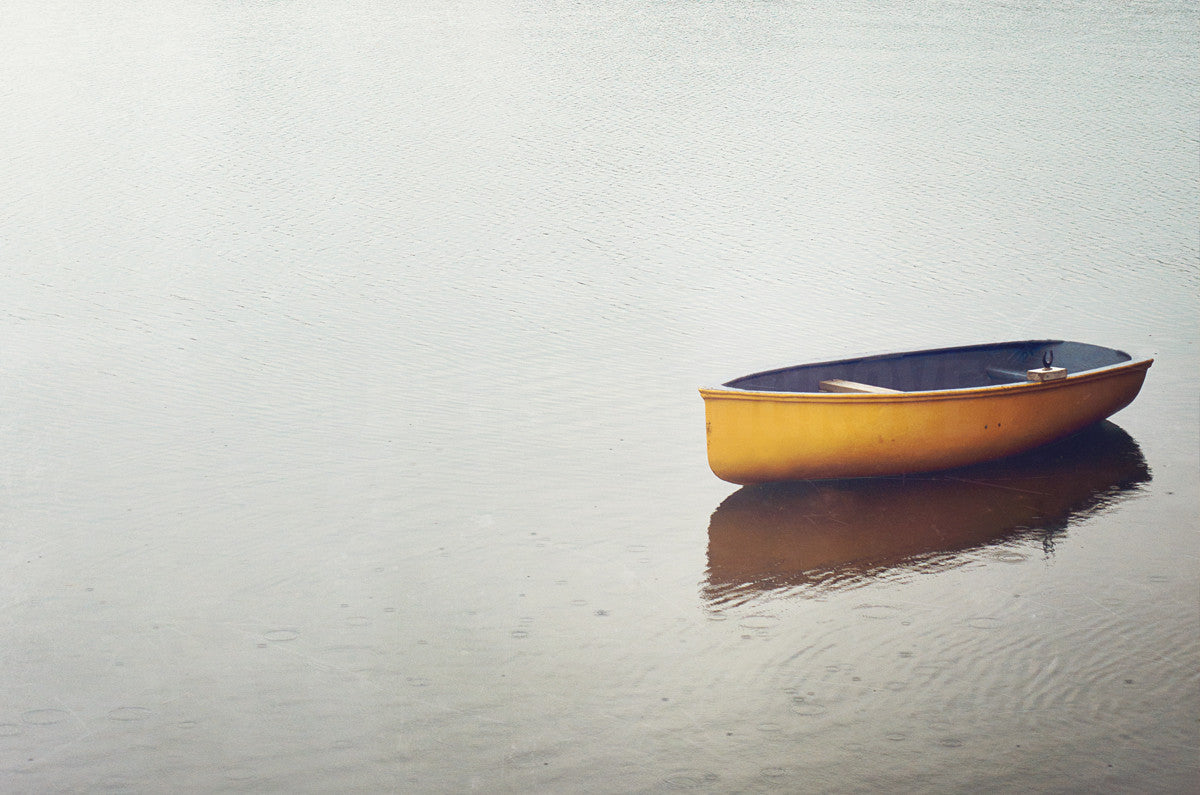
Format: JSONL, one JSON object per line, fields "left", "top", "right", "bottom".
{"left": 699, "top": 357, "right": 1154, "bottom": 404}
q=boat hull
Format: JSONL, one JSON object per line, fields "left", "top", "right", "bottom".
{"left": 700, "top": 358, "right": 1151, "bottom": 483}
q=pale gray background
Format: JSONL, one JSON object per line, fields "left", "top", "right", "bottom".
{"left": 2, "top": 0, "right": 1196, "bottom": 791}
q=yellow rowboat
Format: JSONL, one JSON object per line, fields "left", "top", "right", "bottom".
{"left": 700, "top": 340, "right": 1152, "bottom": 484}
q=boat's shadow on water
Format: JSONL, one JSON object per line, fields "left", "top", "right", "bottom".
{"left": 703, "top": 422, "right": 1151, "bottom": 608}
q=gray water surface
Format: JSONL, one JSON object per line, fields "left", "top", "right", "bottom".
{"left": 3, "top": 0, "right": 1197, "bottom": 791}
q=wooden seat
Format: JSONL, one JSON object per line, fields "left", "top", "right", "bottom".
{"left": 987, "top": 366, "right": 1067, "bottom": 383}
{"left": 818, "top": 379, "right": 901, "bottom": 394}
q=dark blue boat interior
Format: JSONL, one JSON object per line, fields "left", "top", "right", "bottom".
{"left": 723, "top": 340, "right": 1134, "bottom": 393}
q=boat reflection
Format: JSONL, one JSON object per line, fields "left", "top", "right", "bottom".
{"left": 703, "top": 422, "right": 1150, "bottom": 607}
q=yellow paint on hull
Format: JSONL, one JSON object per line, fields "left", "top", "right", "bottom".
{"left": 700, "top": 360, "right": 1152, "bottom": 484}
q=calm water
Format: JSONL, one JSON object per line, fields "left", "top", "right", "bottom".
{"left": 2, "top": 0, "right": 1197, "bottom": 791}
